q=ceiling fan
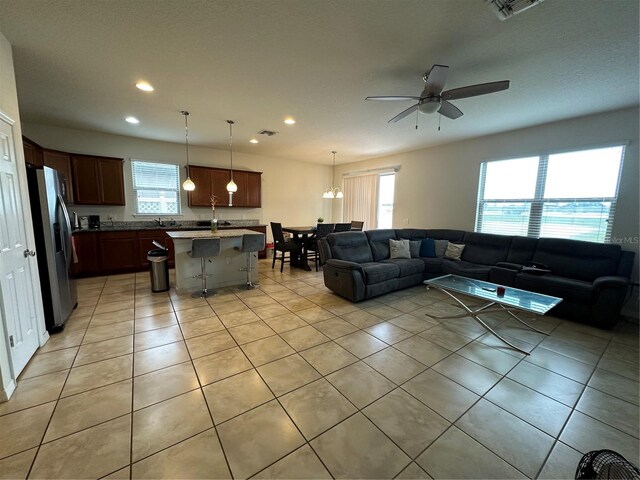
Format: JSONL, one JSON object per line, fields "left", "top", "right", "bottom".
{"left": 366, "top": 64, "right": 510, "bottom": 123}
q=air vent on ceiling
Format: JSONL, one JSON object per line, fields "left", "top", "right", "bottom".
{"left": 486, "top": 0, "right": 544, "bottom": 20}
{"left": 258, "top": 129, "right": 278, "bottom": 136}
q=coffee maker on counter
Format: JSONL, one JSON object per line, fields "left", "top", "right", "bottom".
{"left": 88, "top": 215, "right": 100, "bottom": 230}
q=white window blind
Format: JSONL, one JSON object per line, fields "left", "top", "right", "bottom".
{"left": 475, "top": 145, "right": 624, "bottom": 243}
{"left": 131, "top": 160, "right": 181, "bottom": 215}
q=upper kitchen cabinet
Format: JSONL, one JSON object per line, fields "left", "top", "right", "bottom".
{"left": 22, "top": 137, "right": 43, "bottom": 167}
{"left": 42, "top": 149, "right": 74, "bottom": 203}
{"left": 186, "top": 165, "right": 212, "bottom": 207}
{"left": 71, "top": 154, "right": 125, "bottom": 205}
{"left": 187, "top": 165, "right": 261, "bottom": 208}
{"left": 211, "top": 168, "right": 231, "bottom": 207}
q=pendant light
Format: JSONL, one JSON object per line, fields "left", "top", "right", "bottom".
{"left": 322, "top": 151, "right": 343, "bottom": 199}
{"left": 181, "top": 111, "right": 195, "bottom": 191}
{"left": 226, "top": 120, "right": 237, "bottom": 206}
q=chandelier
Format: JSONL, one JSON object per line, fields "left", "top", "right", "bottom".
{"left": 322, "top": 150, "right": 343, "bottom": 199}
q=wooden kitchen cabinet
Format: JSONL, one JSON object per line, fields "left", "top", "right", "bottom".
{"left": 99, "top": 231, "right": 139, "bottom": 272}
{"left": 211, "top": 168, "right": 232, "bottom": 207}
{"left": 245, "top": 172, "right": 262, "bottom": 207}
{"left": 187, "top": 165, "right": 261, "bottom": 208}
{"left": 71, "top": 233, "right": 100, "bottom": 276}
{"left": 22, "top": 137, "right": 43, "bottom": 168}
{"left": 71, "top": 154, "right": 125, "bottom": 205}
{"left": 43, "top": 149, "right": 74, "bottom": 203}
{"left": 187, "top": 165, "right": 212, "bottom": 207}
{"left": 137, "top": 230, "right": 175, "bottom": 268}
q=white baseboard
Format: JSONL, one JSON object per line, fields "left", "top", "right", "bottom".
{"left": 0, "top": 378, "right": 16, "bottom": 402}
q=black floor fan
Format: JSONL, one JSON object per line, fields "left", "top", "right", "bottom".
{"left": 576, "top": 450, "right": 640, "bottom": 479}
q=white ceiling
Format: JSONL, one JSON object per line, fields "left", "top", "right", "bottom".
{"left": 0, "top": 0, "right": 638, "bottom": 164}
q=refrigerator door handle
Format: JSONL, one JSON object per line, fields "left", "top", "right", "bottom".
{"left": 57, "top": 194, "right": 73, "bottom": 269}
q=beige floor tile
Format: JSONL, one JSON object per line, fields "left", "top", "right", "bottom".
{"left": 262, "top": 312, "right": 308, "bottom": 333}
{"left": 193, "top": 347, "right": 253, "bottom": 385}
{"left": 132, "top": 390, "right": 213, "bottom": 462}
{"left": 0, "top": 448, "right": 37, "bottom": 480}
{"left": 418, "top": 324, "right": 475, "bottom": 351}
{"left": 252, "top": 303, "right": 291, "bottom": 320}
{"left": 103, "top": 466, "right": 130, "bottom": 479}
{"left": 217, "top": 400, "right": 305, "bottom": 479}
{"left": 30, "top": 415, "right": 130, "bottom": 479}
{"left": 175, "top": 305, "right": 216, "bottom": 324}
{"left": 83, "top": 320, "right": 134, "bottom": 344}
{"left": 327, "top": 361, "right": 395, "bottom": 409}
{"left": 131, "top": 428, "right": 230, "bottom": 479}
{"left": 69, "top": 304, "right": 96, "bottom": 319}
{"left": 394, "top": 336, "right": 452, "bottom": 366}
{"left": 486, "top": 377, "right": 572, "bottom": 436}
{"left": 334, "top": 331, "right": 388, "bottom": 358}
{"left": 295, "top": 306, "right": 335, "bottom": 324}
{"left": 506, "top": 361, "right": 584, "bottom": 406}
{"left": 0, "top": 402, "right": 55, "bottom": 459}
{"left": 170, "top": 296, "right": 209, "bottom": 312}
{"left": 241, "top": 335, "right": 296, "bottom": 366}
{"left": 457, "top": 399, "right": 554, "bottom": 478}
{"left": 525, "top": 346, "right": 595, "bottom": 383}
{"left": 456, "top": 341, "right": 521, "bottom": 375}
{"left": 342, "top": 309, "right": 384, "bottom": 329}
{"left": 281, "top": 297, "right": 317, "bottom": 312}
{"left": 280, "top": 325, "right": 330, "bottom": 351}
{"left": 134, "top": 312, "right": 177, "bottom": 333}
{"left": 254, "top": 444, "right": 331, "bottom": 479}
{"left": 135, "top": 294, "right": 170, "bottom": 308}
{"left": 242, "top": 294, "right": 278, "bottom": 309}
{"left": 94, "top": 299, "right": 135, "bottom": 316}
{"left": 134, "top": 325, "right": 183, "bottom": 352}
{"left": 300, "top": 341, "right": 359, "bottom": 375}
{"left": 62, "top": 355, "right": 132, "bottom": 397}
{"left": 89, "top": 309, "right": 135, "bottom": 327}
{"left": 323, "top": 302, "right": 360, "bottom": 316}
{"left": 257, "top": 354, "right": 321, "bottom": 396}
{"left": 588, "top": 368, "right": 639, "bottom": 406}
{"left": 311, "top": 412, "right": 410, "bottom": 478}
{"left": 179, "top": 316, "right": 225, "bottom": 339}
{"left": 185, "top": 329, "right": 236, "bottom": 359}
{"left": 133, "top": 362, "right": 199, "bottom": 410}
{"left": 98, "top": 291, "right": 135, "bottom": 305}
{"left": 539, "top": 335, "right": 602, "bottom": 365}
{"left": 0, "top": 371, "right": 67, "bottom": 416}
{"left": 218, "top": 308, "right": 261, "bottom": 328}
{"left": 280, "top": 379, "right": 357, "bottom": 440}
{"left": 396, "top": 462, "right": 432, "bottom": 479}
{"left": 64, "top": 314, "right": 91, "bottom": 332}
{"left": 212, "top": 299, "right": 249, "bottom": 315}
{"left": 228, "top": 320, "right": 276, "bottom": 344}
{"left": 365, "top": 388, "right": 450, "bottom": 458}
{"left": 135, "top": 302, "right": 174, "bottom": 319}
{"left": 363, "top": 347, "right": 427, "bottom": 385}
{"left": 364, "top": 321, "right": 413, "bottom": 344}
{"left": 313, "top": 318, "right": 359, "bottom": 339}
{"left": 387, "top": 313, "right": 436, "bottom": 333}
{"left": 20, "top": 347, "right": 77, "bottom": 379}
{"left": 203, "top": 369, "right": 274, "bottom": 424}
{"left": 134, "top": 341, "right": 190, "bottom": 376}
{"left": 363, "top": 304, "right": 404, "bottom": 321}
{"left": 576, "top": 386, "right": 639, "bottom": 437}
{"left": 560, "top": 411, "right": 639, "bottom": 465}
{"left": 37, "top": 330, "right": 84, "bottom": 353}
{"left": 432, "top": 353, "right": 501, "bottom": 395}
{"left": 538, "top": 442, "right": 584, "bottom": 480}
{"left": 597, "top": 354, "right": 639, "bottom": 382}
{"left": 74, "top": 335, "right": 133, "bottom": 367}
{"left": 403, "top": 369, "right": 479, "bottom": 422}
{"left": 44, "top": 380, "right": 132, "bottom": 442}
{"left": 417, "top": 426, "right": 527, "bottom": 479}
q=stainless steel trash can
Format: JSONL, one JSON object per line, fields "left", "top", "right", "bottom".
{"left": 148, "top": 248, "right": 169, "bottom": 292}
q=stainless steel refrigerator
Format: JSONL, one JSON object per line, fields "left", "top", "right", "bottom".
{"left": 27, "top": 166, "right": 77, "bottom": 332}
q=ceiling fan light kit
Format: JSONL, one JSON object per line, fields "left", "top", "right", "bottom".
{"left": 366, "top": 64, "right": 510, "bottom": 125}
{"left": 486, "top": 0, "right": 545, "bottom": 20}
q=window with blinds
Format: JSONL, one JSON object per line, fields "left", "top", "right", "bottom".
{"left": 475, "top": 145, "right": 625, "bottom": 243}
{"left": 131, "top": 160, "right": 181, "bottom": 215}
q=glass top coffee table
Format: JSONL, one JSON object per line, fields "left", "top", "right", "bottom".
{"left": 423, "top": 274, "right": 562, "bottom": 355}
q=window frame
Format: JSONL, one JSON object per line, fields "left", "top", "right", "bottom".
{"left": 131, "top": 159, "right": 182, "bottom": 216}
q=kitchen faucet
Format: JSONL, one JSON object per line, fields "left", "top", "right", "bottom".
{"left": 155, "top": 217, "right": 165, "bottom": 227}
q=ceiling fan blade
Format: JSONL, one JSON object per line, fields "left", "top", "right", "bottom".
{"left": 366, "top": 96, "right": 421, "bottom": 101}
{"left": 441, "top": 80, "right": 510, "bottom": 101}
{"left": 388, "top": 104, "right": 419, "bottom": 123}
{"left": 423, "top": 64, "right": 449, "bottom": 95}
{"left": 438, "top": 100, "right": 463, "bottom": 120}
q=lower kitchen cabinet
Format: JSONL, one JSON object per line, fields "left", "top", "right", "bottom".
{"left": 137, "top": 230, "right": 175, "bottom": 268}
{"left": 99, "top": 232, "right": 140, "bottom": 272}
{"left": 72, "top": 233, "right": 99, "bottom": 276}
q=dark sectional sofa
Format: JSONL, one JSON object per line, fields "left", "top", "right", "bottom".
{"left": 318, "top": 228, "right": 635, "bottom": 329}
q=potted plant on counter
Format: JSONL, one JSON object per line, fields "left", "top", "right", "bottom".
{"left": 317, "top": 217, "right": 324, "bottom": 223}
{"left": 210, "top": 195, "right": 218, "bottom": 232}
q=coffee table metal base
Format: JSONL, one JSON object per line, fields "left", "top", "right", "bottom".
{"left": 426, "top": 285, "right": 549, "bottom": 355}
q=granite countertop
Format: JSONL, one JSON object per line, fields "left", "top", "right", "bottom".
{"left": 166, "top": 229, "right": 262, "bottom": 239}
{"left": 73, "top": 220, "right": 266, "bottom": 233}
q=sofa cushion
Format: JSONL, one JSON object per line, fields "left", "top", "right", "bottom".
{"left": 360, "top": 262, "right": 401, "bottom": 284}
{"left": 389, "top": 239, "right": 411, "bottom": 259}
{"left": 409, "top": 240, "right": 421, "bottom": 258}
{"left": 366, "top": 229, "right": 397, "bottom": 261}
{"left": 381, "top": 258, "right": 425, "bottom": 277}
{"left": 461, "top": 232, "right": 511, "bottom": 266}
{"left": 434, "top": 239, "right": 449, "bottom": 257}
{"left": 442, "top": 260, "right": 491, "bottom": 280}
{"left": 515, "top": 273, "right": 593, "bottom": 304}
{"left": 419, "top": 238, "right": 436, "bottom": 257}
{"left": 444, "top": 243, "right": 465, "bottom": 261}
{"left": 532, "top": 238, "right": 621, "bottom": 282}
{"left": 506, "top": 236, "right": 538, "bottom": 265}
{"left": 421, "top": 257, "right": 445, "bottom": 274}
{"left": 425, "top": 229, "right": 466, "bottom": 242}
{"left": 326, "top": 232, "right": 373, "bottom": 264}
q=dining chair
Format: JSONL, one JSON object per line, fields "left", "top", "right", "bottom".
{"left": 270, "top": 222, "right": 302, "bottom": 272}
{"left": 306, "top": 223, "right": 334, "bottom": 271}
{"left": 350, "top": 220, "right": 364, "bottom": 231}
{"left": 334, "top": 223, "right": 352, "bottom": 232}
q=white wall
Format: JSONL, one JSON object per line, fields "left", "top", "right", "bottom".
{"left": 332, "top": 108, "right": 640, "bottom": 284}
{"left": 22, "top": 123, "right": 334, "bottom": 241}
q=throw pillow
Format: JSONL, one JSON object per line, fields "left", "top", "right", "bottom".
{"left": 444, "top": 243, "right": 465, "bottom": 261}
{"left": 389, "top": 239, "right": 411, "bottom": 259}
{"left": 419, "top": 238, "right": 436, "bottom": 258}
{"left": 434, "top": 239, "right": 449, "bottom": 258}
{"left": 409, "top": 240, "right": 422, "bottom": 258}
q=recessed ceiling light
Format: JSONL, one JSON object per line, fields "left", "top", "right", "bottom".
{"left": 135, "top": 81, "right": 154, "bottom": 92}
{"left": 249, "top": 138, "right": 259, "bottom": 144}
{"left": 284, "top": 117, "right": 296, "bottom": 125}
{"left": 125, "top": 116, "right": 140, "bottom": 124}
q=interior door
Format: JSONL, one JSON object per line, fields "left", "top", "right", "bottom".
{"left": 0, "top": 116, "right": 40, "bottom": 375}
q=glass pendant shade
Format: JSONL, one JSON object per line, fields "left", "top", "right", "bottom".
{"left": 226, "top": 179, "right": 238, "bottom": 192}
{"left": 335, "top": 190, "right": 343, "bottom": 199}
{"left": 183, "top": 177, "right": 195, "bottom": 191}
{"left": 181, "top": 111, "right": 195, "bottom": 191}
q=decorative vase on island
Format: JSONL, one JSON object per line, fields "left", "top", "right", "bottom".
{"left": 211, "top": 218, "right": 218, "bottom": 232}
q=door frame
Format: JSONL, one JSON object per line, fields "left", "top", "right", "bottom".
{"left": 0, "top": 109, "right": 48, "bottom": 401}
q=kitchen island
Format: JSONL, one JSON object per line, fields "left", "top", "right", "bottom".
{"left": 167, "top": 229, "right": 263, "bottom": 293}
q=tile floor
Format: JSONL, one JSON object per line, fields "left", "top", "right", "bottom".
{"left": 1, "top": 260, "right": 638, "bottom": 479}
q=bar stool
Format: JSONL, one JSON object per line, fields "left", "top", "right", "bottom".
{"left": 189, "top": 238, "right": 221, "bottom": 298}
{"left": 235, "top": 233, "right": 265, "bottom": 289}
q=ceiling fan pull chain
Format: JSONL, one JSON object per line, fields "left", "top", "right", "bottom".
{"left": 438, "top": 113, "right": 442, "bottom": 131}
{"left": 415, "top": 108, "right": 419, "bottom": 130}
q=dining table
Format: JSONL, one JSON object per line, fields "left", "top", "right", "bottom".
{"left": 282, "top": 226, "right": 316, "bottom": 271}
